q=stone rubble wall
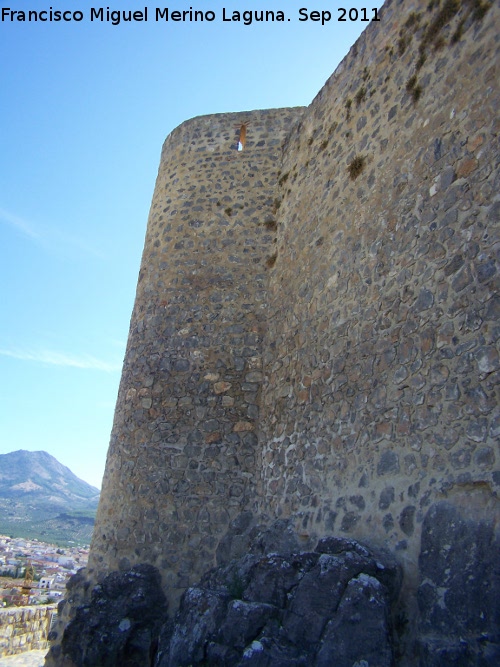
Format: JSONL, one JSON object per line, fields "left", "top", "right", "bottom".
{"left": 259, "top": 0, "right": 499, "bottom": 592}
{"left": 59, "top": 0, "right": 500, "bottom": 662}
{"left": 0, "top": 605, "right": 55, "bottom": 656}
{"left": 88, "top": 108, "right": 304, "bottom": 604}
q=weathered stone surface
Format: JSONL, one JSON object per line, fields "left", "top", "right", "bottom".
{"left": 219, "top": 600, "right": 277, "bottom": 649}
{"left": 87, "top": 106, "right": 305, "bottom": 612}
{"left": 316, "top": 574, "right": 393, "bottom": 667}
{"left": 0, "top": 605, "right": 56, "bottom": 656}
{"left": 417, "top": 502, "right": 500, "bottom": 664}
{"left": 156, "top": 537, "right": 401, "bottom": 666}
{"left": 258, "top": 0, "right": 499, "bottom": 638}
{"left": 48, "top": 565, "right": 167, "bottom": 667}
{"left": 163, "top": 587, "right": 230, "bottom": 667}
{"left": 50, "top": 0, "right": 500, "bottom": 664}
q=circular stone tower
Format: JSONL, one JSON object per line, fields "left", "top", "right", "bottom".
{"left": 88, "top": 108, "right": 304, "bottom": 603}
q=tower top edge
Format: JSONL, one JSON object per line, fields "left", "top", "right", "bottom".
{"left": 163, "top": 106, "right": 306, "bottom": 147}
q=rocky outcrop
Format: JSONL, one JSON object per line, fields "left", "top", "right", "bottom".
{"left": 45, "top": 507, "right": 500, "bottom": 666}
{"left": 45, "top": 564, "right": 167, "bottom": 667}
{"left": 417, "top": 501, "right": 500, "bottom": 666}
{"left": 156, "top": 536, "right": 402, "bottom": 667}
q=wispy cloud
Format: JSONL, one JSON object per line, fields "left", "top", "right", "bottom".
{"left": 0, "top": 347, "right": 121, "bottom": 372}
{"left": 0, "top": 207, "right": 41, "bottom": 240}
{"left": 0, "top": 206, "right": 105, "bottom": 259}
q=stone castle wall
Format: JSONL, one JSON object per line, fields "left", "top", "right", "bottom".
{"left": 0, "top": 605, "right": 55, "bottom": 656}
{"left": 258, "top": 0, "right": 499, "bottom": 592}
{"left": 65, "top": 0, "right": 500, "bottom": 661}
{"left": 89, "top": 108, "right": 304, "bottom": 598}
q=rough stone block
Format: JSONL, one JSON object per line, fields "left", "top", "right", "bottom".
{"left": 418, "top": 502, "right": 500, "bottom": 661}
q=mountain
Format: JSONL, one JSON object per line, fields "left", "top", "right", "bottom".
{"left": 0, "top": 450, "right": 100, "bottom": 545}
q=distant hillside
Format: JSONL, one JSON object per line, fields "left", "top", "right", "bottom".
{"left": 0, "top": 450, "right": 100, "bottom": 545}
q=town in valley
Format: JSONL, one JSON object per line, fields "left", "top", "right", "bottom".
{"left": 0, "top": 534, "right": 88, "bottom": 607}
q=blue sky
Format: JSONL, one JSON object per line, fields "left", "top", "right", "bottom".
{"left": 0, "top": 1, "right": 379, "bottom": 489}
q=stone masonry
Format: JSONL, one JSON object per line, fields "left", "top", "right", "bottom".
{"left": 0, "top": 605, "right": 56, "bottom": 656}
{"left": 49, "top": 0, "right": 499, "bottom": 663}
{"left": 259, "top": 0, "right": 499, "bottom": 593}
{"left": 88, "top": 108, "right": 304, "bottom": 598}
